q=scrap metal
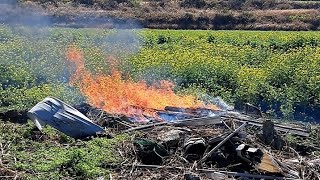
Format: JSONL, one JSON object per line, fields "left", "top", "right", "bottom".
{"left": 27, "top": 97, "right": 105, "bottom": 139}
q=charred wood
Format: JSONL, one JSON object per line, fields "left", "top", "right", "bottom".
{"left": 222, "top": 112, "right": 310, "bottom": 137}
{"left": 199, "top": 122, "right": 248, "bottom": 164}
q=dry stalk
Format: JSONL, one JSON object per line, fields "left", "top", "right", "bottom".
{"left": 0, "top": 141, "right": 3, "bottom": 165}
{"left": 130, "top": 159, "right": 138, "bottom": 175}
{"left": 177, "top": 155, "right": 189, "bottom": 164}
{"left": 114, "top": 119, "right": 133, "bottom": 128}
{"left": 13, "top": 172, "right": 18, "bottom": 180}
{"left": 0, "top": 176, "right": 15, "bottom": 178}
{"left": 286, "top": 146, "right": 302, "bottom": 163}
{"left": 191, "top": 161, "right": 197, "bottom": 170}
{"left": 222, "top": 120, "right": 232, "bottom": 130}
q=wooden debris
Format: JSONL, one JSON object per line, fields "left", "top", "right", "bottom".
{"left": 123, "top": 122, "right": 168, "bottom": 133}
{"left": 124, "top": 116, "right": 222, "bottom": 133}
{"left": 261, "top": 120, "right": 284, "bottom": 150}
{"left": 108, "top": 111, "right": 314, "bottom": 179}
{"left": 307, "top": 158, "right": 320, "bottom": 167}
{"left": 222, "top": 112, "right": 310, "bottom": 136}
{"left": 173, "top": 116, "right": 222, "bottom": 126}
{"left": 199, "top": 122, "right": 247, "bottom": 164}
{"left": 71, "top": 104, "right": 316, "bottom": 179}
{"left": 164, "top": 106, "right": 220, "bottom": 115}
{"left": 256, "top": 152, "right": 281, "bottom": 173}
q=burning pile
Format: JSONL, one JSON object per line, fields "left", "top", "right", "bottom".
{"left": 66, "top": 46, "right": 218, "bottom": 122}
{"left": 20, "top": 45, "right": 319, "bottom": 180}
{"left": 24, "top": 94, "right": 319, "bottom": 179}
{"left": 63, "top": 46, "right": 318, "bottom": 179}
{"left": 104, "top": 115, "right": 317, "bottom": 179}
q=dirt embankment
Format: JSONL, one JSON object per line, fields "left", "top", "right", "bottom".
{"left": 1, "top": 0, "right": 320, "bottom": 30}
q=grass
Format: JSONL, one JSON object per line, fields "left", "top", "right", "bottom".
{"left": 0, "top": 118, "right": 318, "bottom": 179}
{"left": 0, "top": 121, "right": 129, "bottom": 179}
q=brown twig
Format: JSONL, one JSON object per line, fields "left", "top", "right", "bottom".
{"left": 0, "top": 142, "right": 3, "bottom": 165}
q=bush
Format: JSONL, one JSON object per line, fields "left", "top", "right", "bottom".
{"left": 212, "top": 13, "right": 237, "bottom": 27}
{"left": 93, "top": 0, "right": 140, "bottom": 8}
{"left": 180, "top": 0, "right": 207, "bottom": 8}
{"left": 243, "top": 0, "right": 278, "bottom": 10}
{"left": 74, "top": 0, "right": 95, "bottom": 5}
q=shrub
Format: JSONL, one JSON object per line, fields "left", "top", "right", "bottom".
{"left": 180, "top": 0, "right": 207, "bottom": 8}
{"left": 212, "top": 13, "right": 236, "bottom": 27}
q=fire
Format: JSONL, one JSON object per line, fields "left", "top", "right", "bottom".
{"left": 66, "top": 45, "right": 218, "bottom": 121}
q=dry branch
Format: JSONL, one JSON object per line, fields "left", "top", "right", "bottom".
{"left": 199, "top": 122, "right": 248, "bottom": 164}
{"left": 222, "top": 113, "right": 310, "bottom": 136}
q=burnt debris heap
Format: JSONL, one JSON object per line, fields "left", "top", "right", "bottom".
{"left": 25, "top": 97, "right": 319, "bottom": 179}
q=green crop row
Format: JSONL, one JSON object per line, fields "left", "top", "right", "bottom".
{"left": 130, "top": 30, "right": 320, "bottom": 120}
{"left": 0, "top": 25, "right": 319, "bottom": 120}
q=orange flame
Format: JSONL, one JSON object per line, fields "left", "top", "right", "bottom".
{"left": 66, "top": 46, "right": 218, "bottom": 120}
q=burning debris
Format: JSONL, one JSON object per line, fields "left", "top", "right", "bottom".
{"left": 22, "top": 46, "right": 319, "bottom": 179}
{"left": 65, "top": 46, "right": 220, "bottom": 123}
{"left": 106, "top": 115, "right": 315, "bottom": 179}
{"left": 26, "top": 95, "right": 319, "bottom": 179}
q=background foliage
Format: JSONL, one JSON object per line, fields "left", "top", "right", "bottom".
{"left": 0, "top": 25, "right": 319, "bottom": 120}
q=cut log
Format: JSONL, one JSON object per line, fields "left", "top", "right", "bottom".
{"left": 261, "top": 120, "right": 284, "bottom": 150}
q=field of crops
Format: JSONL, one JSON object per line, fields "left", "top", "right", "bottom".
{"left": 0, "top": 25, "right": 319, "bottom": 120}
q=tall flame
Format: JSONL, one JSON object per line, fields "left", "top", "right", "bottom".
{"left": 66, "top": 46, "right": 217, "bottom": 120}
